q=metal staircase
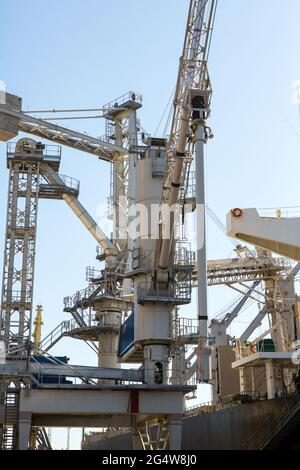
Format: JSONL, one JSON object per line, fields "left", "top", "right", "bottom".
{"left": 40, "top": 320, "right": 74, "bottom": 351}
{"left": 39, "top": 174, "right": 79, "bottom": 199}
{"left": 138, "top": 419, "right": 169, "bottom": 450}
{"left": 2, "top": 388, "right": 20, "bottom": 450}
{"left": 30, "top": 427, "right": 52, "bottom": 450}
{"left": 40, "top": 310, "right": 88, "bottom": 351}
{"left": 40, "top": 309, "right": 99, "bottom": 351}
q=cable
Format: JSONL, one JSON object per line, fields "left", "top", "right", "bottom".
{"left": 206, "top": 0, "right": 219, "bottom": 61}
{"left": 212, "top": 294, "right": 244, "bottom": 320}
{"left": 163, "top": 99, "right": 174, "bottom": 137}
{"left": 154, "top": 86, "right": 175, "bottom": 137}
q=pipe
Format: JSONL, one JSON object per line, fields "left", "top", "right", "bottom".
{"left": 23, "top": 107, "right": 128, "bottom": 114}
{"left": 194, "top": 121, "right": 210, "bottom": 383}
{"left": 158, "top": 107, "right": 189, "bottom": 274}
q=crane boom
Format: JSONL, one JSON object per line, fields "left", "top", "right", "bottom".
{"left": 157, "top": 0, "right": 217, "bottom": 274}
{"left": 169, "top": 0, "right": 216, "bottom": 147}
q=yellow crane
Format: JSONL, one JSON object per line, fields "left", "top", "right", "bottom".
{"left": 32, "top": 305, "right": 44, "bottom": 347}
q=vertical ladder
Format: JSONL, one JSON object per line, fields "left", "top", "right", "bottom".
{"left": 2, "top": 389, "right": 20, "bottom": 450}
{"left": 138, "top": 419, "right": 169, "bottom": 450}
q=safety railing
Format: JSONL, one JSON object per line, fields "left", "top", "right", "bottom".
{"left": 103, "top": 91, "right": 143, "bottom": 111}
{"left": 30, "top": 354, "right": 98, "bottom": 387}
{"left": 83, "top": 428, "right": 129, "bottom": 442}
{"left": 7, "top": 142, "right": 62, "bottom": 159}
{"left": 40, "top": 320, "right": 75, "bottom": 351}
{"left": 137, "top": 281, "right": 191, "bottom": 305}
{"left": 96, "top": 245, "right": 105, "bottom": 258}
{"left": 258, "top": 206, "right": 300, "bottom": 219}
{"left": 175, "top": 246, "right": 196, "bottom": 267}
{"left": 100, "top": 130, "right": 150, "bottom": 150}
{"left": 86, "top": 266, "right": 102, "bottom": 282}
{"left": 173, "top": 317, "right": 199, "bottom": 339}
{"left": 64, "top": 277, "right": 123, "bottom": 310}
{"left": 185, "top": 397, "right": 238, "bottom": 416}
{"left": 24, "top": 356, "right": 195, "bottom": 388}
{"left": 208, "top": 256, "right": 289, "bottom": 272}
{"left": 185, "top": 391, "right": 275, "bottom": 417}
{"left": 129, "top": 132, "right": 151, "bottom": 150}
{"left": 40, "top": 309, "right": 123, "bottom": 351}
{"left": 56, "top": 174, "right": 80, "bottom": 192}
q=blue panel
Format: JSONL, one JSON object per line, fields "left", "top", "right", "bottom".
{"left": 118, "top": 311, "right": 134, "bottom": 357}
{"left": 33, "top": 355, "right": 70, "bottom": 364}
{"left": 32, "top": 355, "right": 72, "bottom": 388}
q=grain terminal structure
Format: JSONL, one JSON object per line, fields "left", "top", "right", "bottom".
{"left": 0, "top": 0, "right": 300, "bottom": 451}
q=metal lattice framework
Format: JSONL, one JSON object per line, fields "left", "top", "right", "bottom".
{"left": 0, "top": 157, "right": 40, "bottom": 350}
{"left": 0, "top": 103, "right": 126, "bottom": 162}
{"left": 162, "top": 0, "right": 217, "bottom": 205}
{"left": 206, "top": 257, "right": 289, "bottom": 286}
{"left": 0, "top": 140, "right": 82, "bottom": 351}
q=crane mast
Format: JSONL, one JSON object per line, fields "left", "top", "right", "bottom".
{"left": 157, "top": 0, "right": 217, "bottom": 381}
{"left": 157, "top": 0, "right": 216, "bottom": 277}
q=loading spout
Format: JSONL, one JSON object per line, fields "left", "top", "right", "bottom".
{"left": 40, "top": 162, "right": 118, "bottom": 258}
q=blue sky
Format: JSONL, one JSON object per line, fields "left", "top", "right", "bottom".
{"left": 1, "top": 0, "right": 300, "bottom": 449}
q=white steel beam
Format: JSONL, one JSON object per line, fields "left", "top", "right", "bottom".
{"left": 227, "top": 208, "right": 300, "bottom": 261}
{"left": 0, "top": 104, "right": 126, "bottom": 161}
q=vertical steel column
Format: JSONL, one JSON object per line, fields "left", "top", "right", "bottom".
{"left": 113, "top": 120, "right": 128, "bottom": 249}
{"left": 123, "top": 109, "right": 137, "bottom": 292}
{"left": 194, "top": 121, "right": 210, "bottom": 382}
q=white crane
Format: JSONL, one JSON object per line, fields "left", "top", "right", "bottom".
{"left": 156, "top": 0, "right": 218, "bottom": 382}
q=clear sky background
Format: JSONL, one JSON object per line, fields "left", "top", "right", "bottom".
{"left": 1, "top": 0, "right": 300, "bottom": 449}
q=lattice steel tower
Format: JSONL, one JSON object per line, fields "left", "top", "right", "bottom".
{"left": 0, "top": 138, "right": 61, "bottom": 352}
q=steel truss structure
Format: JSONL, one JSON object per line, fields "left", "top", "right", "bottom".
{"left": 1, "top": 144, "right": 43, "bottom": 350}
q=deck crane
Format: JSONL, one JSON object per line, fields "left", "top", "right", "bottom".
{"left": 240, "top": 262, "right": 300, "bottom": 343}
{"left": 156, "top": 0, "right": 218, "bottom": 382}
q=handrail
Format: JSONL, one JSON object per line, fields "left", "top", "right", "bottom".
{"left": 258, "top": 206, "right": 300, "bottom": 219}
{"left": 185, "top": 396, "right": 239, "bottom": 416}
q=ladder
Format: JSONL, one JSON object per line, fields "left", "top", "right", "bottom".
{"left": 138, "top": 419, "right": 169, "bottom": 450}
{"left": 30, "top": 427, "right": 52, "bottom": 450}
{"left": 2, "top": 389, "right": 20, "bottom": 450}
